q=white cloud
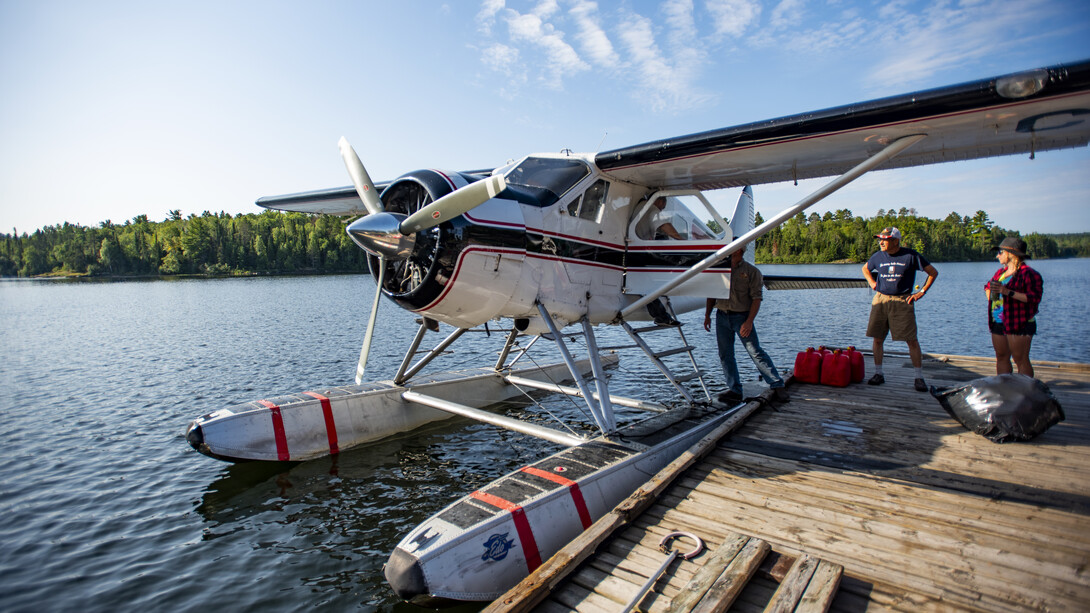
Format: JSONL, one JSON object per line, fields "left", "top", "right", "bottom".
{"left": 476, "top": 0, "right": 506, "bottom": 35}
{"left": 570, "top": 0, "right": 619, "bottom": 68}
{"left": 507, "top": 10, "right": 589, "bottom": 88}
{"left": 662, "top": 0, "right": 698, "bottom": 42}
{"left": 481, "top": 42, "right": 520, "bottom": 75}
{"left": 704, "top": 0, "right": 762, "bottom": 38}
{"left": 616, "top": 12, "right": 712, "bottom": 112}
{"left": 769, "top": 0, "right": 805, "bottom": 30}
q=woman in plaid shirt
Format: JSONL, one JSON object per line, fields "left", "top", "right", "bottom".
{"left": 986, "top": 237, "right": 1044, "bottom": 377}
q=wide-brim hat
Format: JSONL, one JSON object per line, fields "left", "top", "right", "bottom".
{"left": 995, "top": 236, "right": 1028, "bottom": 258}
{"left": 874, "top": 227, "right": 902, "bottom": 240}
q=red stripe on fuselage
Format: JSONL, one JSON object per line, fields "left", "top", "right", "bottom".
{"left": 520, "top": 466, "right": 592, "bottom": 529}
{"left": 470, "top": 490, "right": 542, "bottom": 572}
{"left": 303, "top": 391, "right": 339, "bottom": 455}
{"left": 257, "top": 400, "right": 290, "bottom": 461}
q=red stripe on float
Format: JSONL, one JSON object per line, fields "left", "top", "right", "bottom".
{"left": 303, "top": 391, "right": 339, "bottom": 455}
{"left": 470, "top": 491, "right": 542, "bottom": 572}
{"left": 258, "top": 400, "right": 290, "bottom": 461}
{"left": 520, "top": 466, "right": 592, "bottom": 530}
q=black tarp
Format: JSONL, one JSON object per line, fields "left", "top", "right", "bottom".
{"left": 930, "top": 373, "right": 1064, "bottom": 443}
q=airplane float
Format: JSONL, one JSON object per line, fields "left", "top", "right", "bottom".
{"left": 185, "top": 60, "right": 1090, "bottom": 604}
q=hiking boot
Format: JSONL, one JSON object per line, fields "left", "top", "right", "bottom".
{"left": 717, "top": 390, "right": 743, "bottom": 404}
{"left": 867, "top": 373, "right": 885, "bottom": 386}
{"left": 772, "top": 387, "right": 790, "bottom": 403}
{"left": 654, "top": 315, "right": 681, "bottom": 327}
{"left": 914, "top": 378, "right": 928, "bottom": 392}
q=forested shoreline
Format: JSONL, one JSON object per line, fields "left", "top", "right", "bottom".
{"left": 1, "top": 208, "right": 1087, "bottom": 278}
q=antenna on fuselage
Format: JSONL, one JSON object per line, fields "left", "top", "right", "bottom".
{"left": 595, "top": 131, "right": 608, "bottom": 152}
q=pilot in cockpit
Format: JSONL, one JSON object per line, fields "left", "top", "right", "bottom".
{"left": 646, "top": 197, "right": 683, "bottom": 240}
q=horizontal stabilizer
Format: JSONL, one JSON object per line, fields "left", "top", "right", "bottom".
{"left": 764, "top": 275, "right": 869, "bottom": 290}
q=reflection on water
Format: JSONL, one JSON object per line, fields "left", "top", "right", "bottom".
{"left": 0, "top": 260, "right": 1086, "bottom": 611}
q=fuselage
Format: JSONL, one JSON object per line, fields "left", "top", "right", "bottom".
{"left": 371, "top": 153, "right": 740, "bottom": 332}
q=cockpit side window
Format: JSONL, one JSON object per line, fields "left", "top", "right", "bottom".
{"left": 566, "top": 179, "right": 609, "bottom": 222}
{"left": 633, "top": 194, "right": 724, "bottom": 241}
{"left": 503, "top": 157, "right": 591, "bottom": 208}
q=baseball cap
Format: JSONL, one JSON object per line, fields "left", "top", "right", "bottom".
{"left": 875, "top": 227, "right": 902, "bottom": 240}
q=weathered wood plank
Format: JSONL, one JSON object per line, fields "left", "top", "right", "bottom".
{"left": 667, "top": 532, "right": 750, "bottom": 612}
{"left": 795, "top": 560, "right": 844, "bottom": 613}
{"left": 764, "top": 554, "right": 819, "bottom": 613}
{"left": 689, "top": 537, "right": 770, "bottom": 613}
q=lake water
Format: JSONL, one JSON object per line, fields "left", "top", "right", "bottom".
{"left": 1, "top": 259, "right": 1087, "bottom": 612}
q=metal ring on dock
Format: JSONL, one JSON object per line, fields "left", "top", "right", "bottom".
{"left": 658, "top": 531, "right": 704, "bottom": 559}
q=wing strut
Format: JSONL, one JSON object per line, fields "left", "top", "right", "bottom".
{"left": 619, "top": 134, "right": 927, "bottom": 318}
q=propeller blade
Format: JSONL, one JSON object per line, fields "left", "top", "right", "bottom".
{"left": 338, "top": 137, "right": 384, "bottom": 216}
{"left": 399, "top": 174, "right": 506, "bottom": 235}
{"left": 355, "top": 259, "right": 385, "bottom": 384}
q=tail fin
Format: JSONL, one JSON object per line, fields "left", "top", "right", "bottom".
{"left": 728, "top": 186, "right": 755, "bottom": 261}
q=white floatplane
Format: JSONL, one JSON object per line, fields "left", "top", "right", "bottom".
{"left": 185, "top": 61, "right": 1090, "bottom": 604}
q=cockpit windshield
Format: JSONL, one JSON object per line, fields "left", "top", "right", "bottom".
{"left": 501, "top": 157, "right": 590, "bottom": 208}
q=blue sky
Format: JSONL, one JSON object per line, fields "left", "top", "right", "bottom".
{"left": 1, "top": 0, "right": 1088, "bottom": 235}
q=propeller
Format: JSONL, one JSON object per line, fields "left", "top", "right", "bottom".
{"left": 338, "top": 136, "right": 505, "bottom": 380}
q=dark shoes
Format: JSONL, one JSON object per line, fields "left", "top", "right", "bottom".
{"left": 647, "top": 299, "right": 680, "bottom": 327}
{"left": 866, "top": 372, "right": 925, "bottom": 391}
{"left": 717, "top": 390, "right": 743, "bottom": 404}
{"left": 772, "top": 387, "right": 790, "bottom": 403}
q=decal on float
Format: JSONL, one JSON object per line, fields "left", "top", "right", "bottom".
{"left": 481, "top": 533, "right": 516, "bottom": 562}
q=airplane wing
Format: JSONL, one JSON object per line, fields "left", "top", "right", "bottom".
{"left": 595, "top": 60, "right": 1090, "bottom": 191}
{"left": 255, "top": 185, "right": 378, "bottom": 216}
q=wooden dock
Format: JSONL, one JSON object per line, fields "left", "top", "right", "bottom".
{"left": 486, "top": 353, "right": 1090, "bottom": 612}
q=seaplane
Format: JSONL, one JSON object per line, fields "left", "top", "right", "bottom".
{"left": 185, "top": 60, "right": 1090, "bottom": 605}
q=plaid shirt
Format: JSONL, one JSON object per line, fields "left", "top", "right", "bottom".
{"left": 987, "top": 264, "right": 1043, "bottom": 333}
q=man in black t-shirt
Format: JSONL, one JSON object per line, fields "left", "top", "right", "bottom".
{"left": 861, "top": 227, "right": 939, "bottom": 392}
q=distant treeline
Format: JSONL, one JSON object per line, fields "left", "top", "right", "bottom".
{"left": 751, "top": 208, "right": 1089, "bottom": 263}
{"left": 1, "top": 208, "right": 1087, "bottom": 278}
{"left": 0, "top": 210, "right": 369, "bottom": 277}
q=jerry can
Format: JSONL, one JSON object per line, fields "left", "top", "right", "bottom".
{"left": 821, "top": 349, "right": 852, "bottom": 387}
{"left": 846, "top": 346, "right": 865, "bottom": 383}
{"left": 793, "top": 347, "right": 822, "bottom": 384}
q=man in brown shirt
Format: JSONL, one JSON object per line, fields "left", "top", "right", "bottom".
{"left": 703, "top": 248, "right": 789, "bottom": 404}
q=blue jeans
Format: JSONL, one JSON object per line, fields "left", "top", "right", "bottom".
{"left": 716, "top": 310, "right": 785, "bottom": 395}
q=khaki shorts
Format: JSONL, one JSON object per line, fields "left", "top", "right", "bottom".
{"left": 867, "top": 293, "right": 917, "bottom": 341}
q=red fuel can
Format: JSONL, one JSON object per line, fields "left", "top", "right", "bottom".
{"left": 821, "top": 349, "right": 852, "bottom": 387}
{"left": 846, "top": 346, "right": 865, "bottom": 383}
{"left": 793, "top": 347, "right": 822, "bottom": 384}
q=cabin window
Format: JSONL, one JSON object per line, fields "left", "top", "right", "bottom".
{"left": 635, "top": 195, "right": 722, "bottom": 241}
{"left": 503, "top": 157, "right": 591, "bottom": 208}
{"left": 566, "top": 179, "right": 609, "bottom": 222}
